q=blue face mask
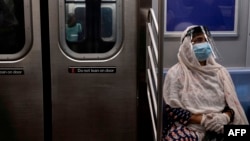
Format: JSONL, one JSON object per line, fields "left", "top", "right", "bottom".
{"left": 192, "top": 42, "right": 212, "bottom": 61}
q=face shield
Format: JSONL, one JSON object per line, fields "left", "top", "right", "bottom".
{"left": 182, "top": 26, "right": 221, "bottom": 60}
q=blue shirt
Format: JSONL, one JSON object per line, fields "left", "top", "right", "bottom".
{"left": 66, "top": 23, "right": 82, "bottom": 42}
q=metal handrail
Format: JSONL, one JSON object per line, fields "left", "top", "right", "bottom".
{"left": 148, "top": 8, "right": 158, "bottom": 35}
{"left": 147, "top": 86, "right": 157, "bottom": 141}
{"left": 146, "top": 7, "right": 163, "bottom": 141}
{"left": 147, "top": 45, "right": 158, "bottom": 87}
{"left": 147, "top": 68, "right": 158, "bottom": 115}
{"left": 147, "top": 23, "right": 158, "bottom": 62}
{"left": 146, "top": 2, "right": 164, "bottom": 140}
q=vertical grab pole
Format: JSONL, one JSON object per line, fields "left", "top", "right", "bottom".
{"left": 157, "top": 0, "right": 164, "bottom": 141}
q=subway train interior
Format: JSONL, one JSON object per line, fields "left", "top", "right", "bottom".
{"left": 0, "top": 0, "right": 249, "bottom": 141}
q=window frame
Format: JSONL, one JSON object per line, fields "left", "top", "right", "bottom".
{"left": 59, "top": 0, "right": 123, "bottom": 61}
{"left": 164, "top": 0, "right": 239, "bottom": 38}
{"left": 0, "top": 0, "right": 32, "bottom": 61}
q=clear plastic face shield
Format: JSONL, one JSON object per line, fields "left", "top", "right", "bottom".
{"left": 182, "top": 26, "right": 221, "bottom": 60}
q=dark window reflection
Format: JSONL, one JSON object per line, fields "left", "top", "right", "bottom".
{"left": 0, "top": 0, "right": 25, "bottom": 54}
{"left": 101, "top": 7, "right": 112, "bottom": 38}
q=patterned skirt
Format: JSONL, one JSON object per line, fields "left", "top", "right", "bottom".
{"left": 163, "top": 124, "right": 198, "bottom": 141}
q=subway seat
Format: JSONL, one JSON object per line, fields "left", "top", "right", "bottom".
{"left": 163, "top": 68, "right": 250, "bottom": 122}
{"left": 228, "top": 68, "right": 250, "bottom": 122}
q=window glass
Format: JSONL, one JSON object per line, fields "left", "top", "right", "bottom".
{"left": 101, "top": 4, "right": 116, "bottom": 42}
{"left": 166, "top": 0, "right": 236, "bottom": 32}
{"left": 101, "top": 7, "right": 112, "bottom": 38}
{"left": 62, "top": 0, "right": 120, "bottom": 58}
{"left": 65, "top": 3, "right": 86, "bottom": 52}
{"left": 0, "top": 0, "right": 25, "bottom": 54}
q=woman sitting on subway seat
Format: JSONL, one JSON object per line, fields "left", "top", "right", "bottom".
{"left": 162, "top": 25, "right": 249, "bottom": 141}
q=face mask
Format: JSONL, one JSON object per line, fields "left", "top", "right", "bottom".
{"left": 192, "top": 42, "right": 212, "bottom": 61}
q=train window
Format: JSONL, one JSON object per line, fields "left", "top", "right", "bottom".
{"left": 60, "top": 0, "right": 122, "bottom": 60}
{"left": 101, "top": 4, "right": 116, "bottom": 42}
{"left": 65, "top": 4, "right": 86, "bottom": 43}
{"left": 0, "top": 0, "right": 31, "bottom": 61}
{"left": 165, "top": 0, "right": 238, "bottom": 37}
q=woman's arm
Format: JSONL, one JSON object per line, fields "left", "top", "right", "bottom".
{"left": 222, "top": 105, "right": 235, "bottom": 122}
{"left": 189, "top": 113, "right": 203, "bottom": 124}
{"left": 165, "top": 105, "right": 234, "bottom": 125}
{"left": 189, "top": 106, "right": 235, "bottom": 125}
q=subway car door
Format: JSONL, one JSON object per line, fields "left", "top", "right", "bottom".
{"left": 48, "top": 0, "right": 138, "bottom": 141}
{"left": 0, "top": 0, "right": 44, "bottom": 141}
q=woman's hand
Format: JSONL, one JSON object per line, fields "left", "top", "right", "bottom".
{"left": 200, "top": 113, "right": 230, "bottom": 134}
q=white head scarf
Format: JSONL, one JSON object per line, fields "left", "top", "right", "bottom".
{"left": 163, "top": 25, "right": 249, "bottom": 135}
